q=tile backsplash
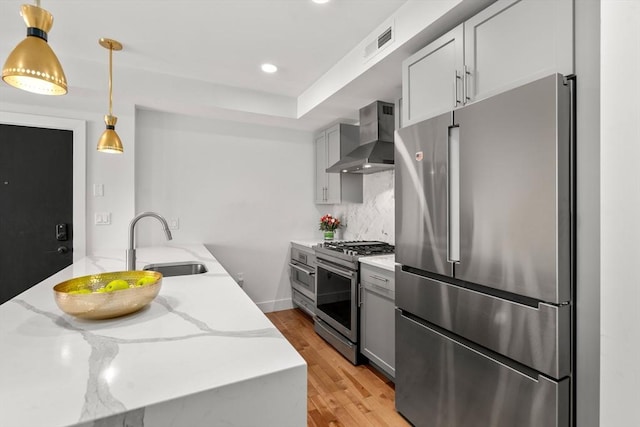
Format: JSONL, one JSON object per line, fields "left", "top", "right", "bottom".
{"left": 330, "top": 170, "right": 395, "bottom": 244}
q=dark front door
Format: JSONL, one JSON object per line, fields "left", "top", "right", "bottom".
{"left": 0, "top": 124, "right": 73, "bottom": 304}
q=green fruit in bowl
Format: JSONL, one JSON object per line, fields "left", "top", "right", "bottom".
{"left": 104, "top": 279, "right": 130, "bottom": 292}
{"left": 69, "top": 289, "right": 92, "bottom": 295}
{"left": 136, "top": 276, "right": 157, "bottom": 287}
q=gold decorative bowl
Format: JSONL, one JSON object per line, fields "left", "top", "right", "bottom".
{"left": 53, "top": 271, "right": 162, "bottom": 320}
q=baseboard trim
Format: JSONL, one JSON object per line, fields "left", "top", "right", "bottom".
{"left": 256, "top": 298, "right": 294, "bottom": 313}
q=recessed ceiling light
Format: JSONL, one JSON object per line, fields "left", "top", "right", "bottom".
{"left": 312, "top": 0, "right": 330, "bottom": 4}
{"left": 261, "top": 63, "right": 278, "bottom": 73}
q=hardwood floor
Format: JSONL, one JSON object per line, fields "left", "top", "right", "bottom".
{"left": 266, "top": 308, "right": 411, "bottom": 427}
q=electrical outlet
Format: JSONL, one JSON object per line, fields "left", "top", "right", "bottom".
{"left": 169, "top": 218, "right": 180, "bottom": 230}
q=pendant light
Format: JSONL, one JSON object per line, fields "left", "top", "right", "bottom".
{"left": 96, "top": 38, "right": 124, "bottom": 154}
{"left": 2, "top": 0, "right": 67, "bottom": 95}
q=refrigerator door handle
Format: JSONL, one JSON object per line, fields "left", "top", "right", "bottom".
{"left": 447, "top": 126, "right": 461, "bottom": 263}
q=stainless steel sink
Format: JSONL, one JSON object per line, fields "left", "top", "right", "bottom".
{"left": 142, "top": 261, "right": 208, "bottom": 277}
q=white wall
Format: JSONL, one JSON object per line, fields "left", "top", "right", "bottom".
{"left": 88, "top": 105, "right": 136, "bottom": 252}
{"left": 600, "top": 2, "right": 640, "bottom": 425}
{"left": 329, "top": 170, "right": 395, "bottom": 244}
{"left": 134, "top": 109, "right": 321, "bottom": 312}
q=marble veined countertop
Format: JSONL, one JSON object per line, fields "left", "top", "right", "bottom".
{"left": 359, "top": 254, "right": 395, "bottom": 272}
{"left": 0, "top": 244, "right": 306, "bottom": 427}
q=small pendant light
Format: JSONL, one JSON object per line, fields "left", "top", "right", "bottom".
{"left": 2, "top": 0, "right": 67, "bottom": 95}
{"left": 96, "top": 38, "right": 124, "bottom": 154}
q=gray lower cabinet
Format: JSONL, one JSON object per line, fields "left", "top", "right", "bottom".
{"left": 359, "top": 263, "right": 395, "bottom": 379}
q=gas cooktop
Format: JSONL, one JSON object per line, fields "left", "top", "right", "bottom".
{"left": 315, "top": 240, "right": 395, "bottom": 260}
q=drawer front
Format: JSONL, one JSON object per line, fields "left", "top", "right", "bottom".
{"left": 396, "top": 310, "right": 570, "bottom": 427}
{"left": 396, "top": 268, "right": 570, "bottom": 379}
{"left": 292, "top": 289, "right": 315, "bottom": 317}
{"left": 362, "top": 281, "right": 394, "bottom": 300}
{"left": 361, "top": 265, "right": 394, "bottom": 293}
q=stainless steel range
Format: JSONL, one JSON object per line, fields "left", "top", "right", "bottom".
{"left": 313, "top": 241, "right": 394, "bottom": 364}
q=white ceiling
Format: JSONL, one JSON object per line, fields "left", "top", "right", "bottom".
{"left": 49, "top": 0, "right": 408, "bottom": 97}
{"left": 0, "top": 0, "right": 492, "bottom": 131}
{"left": 0, "top": 0, "right": 409, "bottom": 129}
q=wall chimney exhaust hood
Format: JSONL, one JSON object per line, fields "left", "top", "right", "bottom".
{"left": 326, "top": 100, "right": 395, "bottom": 174}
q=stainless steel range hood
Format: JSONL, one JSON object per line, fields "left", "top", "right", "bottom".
{"left": 326, "top": 101, "right": 395, "bottom": 174}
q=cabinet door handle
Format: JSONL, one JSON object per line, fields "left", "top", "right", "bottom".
{"left": 370, "top": 274, "right": 389, "bottom": 283}
{"left": 358, "top": 282, "right": 363, "bottom": 307}
{"left": 454, "top": 70, "right": 462, "bottom": 106}
{"left": 463, "top": 65, "right": 471, "bottom": 104}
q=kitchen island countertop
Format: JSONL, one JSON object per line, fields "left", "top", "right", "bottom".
{"left": 0, "top": 244, "right": 306, "bottom": 427}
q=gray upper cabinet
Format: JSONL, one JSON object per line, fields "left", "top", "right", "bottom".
{"left": 315, "top": 123, "right": 363, "bottom": 205}
{"left": 464, "top": 0, "right": 573, "bottom": 103}
{"left": 315, "top": 131, "right": 330, "bottom": 203}
{"left": 402, "top": 25, "right": 464, "bottom": 127}
{"left": 401, "top": 0, "right": 573, "bottom": 127}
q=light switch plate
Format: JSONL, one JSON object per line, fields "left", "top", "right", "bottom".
{"left": 95, "top": 212, "right": 111, "bottom": 225}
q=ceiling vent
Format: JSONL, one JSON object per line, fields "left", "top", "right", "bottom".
{"left": 378, "top": 27, "right": 393, "bottom": 48}
{"left": 363, "top": 21, "right": 395, "bottom": 62}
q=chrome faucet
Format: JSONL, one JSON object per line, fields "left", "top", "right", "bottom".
{"left": 126, "top": 211, "right": 173, "bottom": 270}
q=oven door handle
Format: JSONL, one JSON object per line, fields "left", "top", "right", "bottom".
{"left": 316, "top": 258, "right": 356, "bottom": 279}
{"left": 288, "top": 262, "right": 315, "bottom": 276}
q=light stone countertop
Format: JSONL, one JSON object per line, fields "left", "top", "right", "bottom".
{"left": 290, "top": 239, "right": 324, "bottom": 250}
{"left": 359, "top": 254, "right": 396, "bottom": 272}
{"left": 0, "top": 244, "right": 306, "bottom": 427}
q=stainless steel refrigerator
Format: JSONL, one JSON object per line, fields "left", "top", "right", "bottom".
{"left": 394, "top": 74, "right": 573, "bottom": 427}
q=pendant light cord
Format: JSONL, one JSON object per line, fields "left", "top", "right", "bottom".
{"left": 108, "top": 45, "right": 113, "bottom": 116}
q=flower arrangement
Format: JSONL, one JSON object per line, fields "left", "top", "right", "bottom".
{"left": 319, "top": 214, "right": 341, "bottom": 231}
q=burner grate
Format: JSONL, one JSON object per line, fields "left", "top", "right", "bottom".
{"left": 320, "top": 240, "right": 394, "bottom": 256}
